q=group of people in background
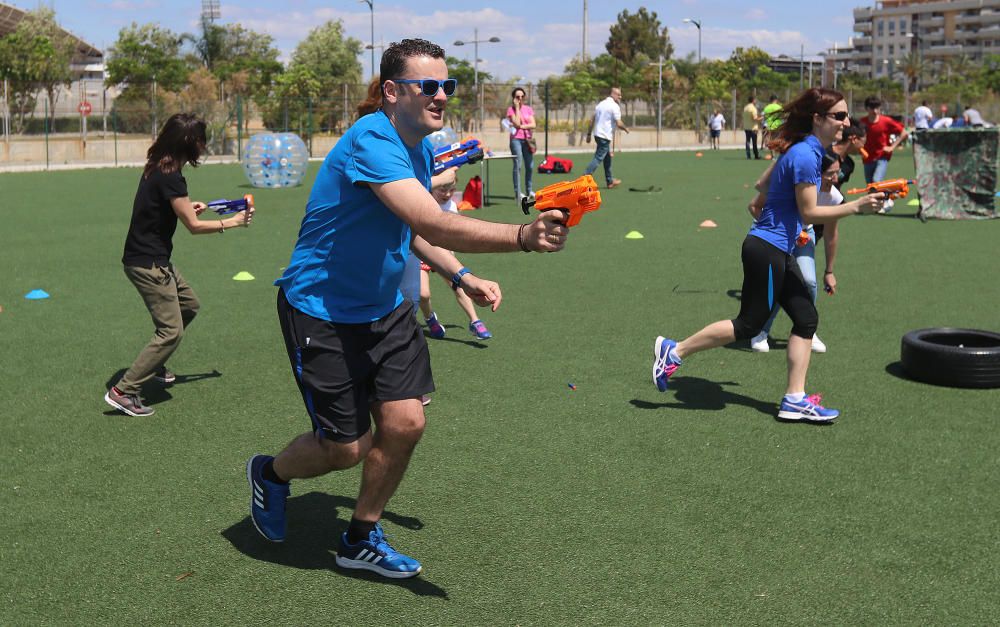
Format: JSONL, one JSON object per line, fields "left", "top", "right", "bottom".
{"left": 741, "top": 95, "right": 785, "bottom": 160}
{"left": 913, "top": 100, "right": 988, "bottom": 131}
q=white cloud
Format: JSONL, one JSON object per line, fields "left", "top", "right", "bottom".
{"left": 671, "top": 26, "right": 811, "bottom": 61}
{"left": 203, "top": 6, "right": 815, "bottom": 81}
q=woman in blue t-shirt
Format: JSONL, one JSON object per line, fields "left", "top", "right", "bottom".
{"left": 651, "top": 88, "right": 883, "bottom": 423}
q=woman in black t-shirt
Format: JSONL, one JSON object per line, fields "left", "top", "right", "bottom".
{"left": 105, "top": 113, "right": 254, "bottom": 417}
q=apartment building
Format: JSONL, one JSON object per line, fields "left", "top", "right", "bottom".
{"left": 825, "top": 0, "right": 1000, "bottom": 83}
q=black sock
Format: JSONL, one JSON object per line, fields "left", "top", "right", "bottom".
{"left": 262, "top": 459, "right": 288, "bottom": 484}
{"left": 347, "top": 518, "right": 376, "bottom": 544}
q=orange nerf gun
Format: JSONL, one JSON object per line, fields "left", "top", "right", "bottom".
{"left": 520, "top": 174, "right": 602, "bottom": 226}
{"left": 846, "top": 178, "right": 915, "bottom": 200}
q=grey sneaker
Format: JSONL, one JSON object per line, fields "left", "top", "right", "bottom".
{"left": 104, "top": 387, "right": 154, "bottom": 416}
{"left": 153, "top": 367, "right": 176, "bottom": 384}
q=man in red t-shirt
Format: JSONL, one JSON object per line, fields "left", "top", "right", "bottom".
{"left": 860, "top": 95, "right": 908, "bottom": 185}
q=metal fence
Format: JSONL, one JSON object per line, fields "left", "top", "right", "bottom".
{"left": 4, "top": 80, "right": 999, "bottom": 170}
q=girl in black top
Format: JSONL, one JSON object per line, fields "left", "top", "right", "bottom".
{"left": 105, "top": 113, "right": 254, "bottom": 417}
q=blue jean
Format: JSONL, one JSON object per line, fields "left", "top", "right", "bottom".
{"left": 863, "top": 159, "right": 889, "bottom": 183}
{"left": 584, "top": 137, "right": 613, "bottom": 185}
{"left": 759, "top": 226, "right": 817, "bottom": 336}
{"left": 744, "top": 130, "right": 759, "bottom": 159}
{"left": 510, "top": 138, "right": 533, "bottom": 198}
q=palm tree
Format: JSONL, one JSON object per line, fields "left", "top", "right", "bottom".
{"left": 944, "top": 54, "right": 974, "bottom": 84}
{"left": 898, "top": 52, "right": 927, "bottom": 92}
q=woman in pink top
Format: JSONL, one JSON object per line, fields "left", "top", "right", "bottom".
{"left": 506, "top": 86, "right": 536, "bottom": 200}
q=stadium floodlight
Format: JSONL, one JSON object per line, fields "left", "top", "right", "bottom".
{"left": 201, "top": 0, "right": 221, "bottom": 22}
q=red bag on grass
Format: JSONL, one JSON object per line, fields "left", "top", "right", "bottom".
{"left": 537, "top": 156, "right": 574, "bottom": 174}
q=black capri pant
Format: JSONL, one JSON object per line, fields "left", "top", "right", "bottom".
{"left": 732, "top": 235, "right": 818, "bottom": 340}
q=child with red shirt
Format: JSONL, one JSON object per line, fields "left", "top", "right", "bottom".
{"left": 860, "top": 95, "right": 908, "bottom": 185}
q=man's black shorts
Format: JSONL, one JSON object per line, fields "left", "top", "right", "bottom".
{"left": 277, "top": 289, "right": 434, "bottom": 442}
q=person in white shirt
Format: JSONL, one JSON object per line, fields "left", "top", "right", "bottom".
{"left": 584, "top": 86, "right": 630, "bottom": 189}
{"left": 964, "top": 106, "right": 986, "bottom": 128}
{"left": 708, "top": 110, "right": 725, "bottom": 150}
{"left": 913, "top": 101, "right": 933, "bottom": 130}
{"left": 932, "top": 117, "right": 953, "bottom": 129}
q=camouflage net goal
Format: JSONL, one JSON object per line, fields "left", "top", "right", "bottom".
{"left": 912, "top": 127, "right": 998, "bottom": 220}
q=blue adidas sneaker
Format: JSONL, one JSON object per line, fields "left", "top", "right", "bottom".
{"left": 335, "top": 523, "right": 422, "bottom": 579}
{"left": 652, "top": 336, "right": 680, "bottom": 392}
{"left": 777, "top": 393, "right": 839, "bottom": 423}
{"left": 246, "top": 454, "right": 290, "bottom": 542}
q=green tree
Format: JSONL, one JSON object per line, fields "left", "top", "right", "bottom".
{"left": 720, "top": 47, "right": 790, "bottom": 95}
{"left": 185, "top": 21, "right": 283, "bottom": 135}
{"left": 260, "top": 64, "right": 324, "bottom": 133}
{"left": 189, "top": 22, "right": 282, "bottom": 95}
{"left": 161, "top": 67, "right": 230, "bottom": 152}
{"left": 282, "top": 20, "right": 362, "bottom": 132}
{"left": 554, "top": 56, "right": 608, "bottom": 140}
{"left": 898, "top": 51, "right": 927, "bottom": 92}
{"left": 106, "top": 23, "right": 190, "bottom": 134}
{"left": 604, "top": 7, "right": 673, "bottom": 84}
{"left": 978, "top": 54, "right": 1000, "bottom": 94}
{"left": 290, "top": 20, "right": 362, "bottom": 95}
{"left": 445, "top": 56, "right": 492, "bottom": 133}
{"left": 0, "top": 30, "right": 53, "bottom": 133}
{"left": 106, "top": 23, "right": 189, "bottom": 90}
{"left": 11, "top": 8, "right": 76, "bottom": 130}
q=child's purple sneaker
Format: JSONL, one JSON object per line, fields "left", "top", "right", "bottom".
{"left": 425, "top": 314, "right": 445, "bottom": 339}
{"left": 469, "top": 319, "right": 492, "bottom": 340}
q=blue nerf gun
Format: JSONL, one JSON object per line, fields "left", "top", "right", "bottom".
{"left": 208, "top": 194, "right": 254, "bottom": 215}
{"left": 433, "top": 137, "right": 484, "bottom": 175}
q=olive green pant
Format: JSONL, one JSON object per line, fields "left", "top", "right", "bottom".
{"left": 116, "top": 264, "right": 200, "bottom": 394}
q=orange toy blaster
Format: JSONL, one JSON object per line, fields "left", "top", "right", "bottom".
{"left": 846, "top": 178, "right": 915, "bottom": 200}
{"left": 521, "top": 174, "right": 602, "bottom": 226}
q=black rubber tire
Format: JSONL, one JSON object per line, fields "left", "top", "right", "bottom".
{"left": 900, "top": 328, "right": 1000, "bottom": 389}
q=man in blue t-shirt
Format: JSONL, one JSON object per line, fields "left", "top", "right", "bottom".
{"left": 246, "top": 38, "right": 569, "bottom": 579}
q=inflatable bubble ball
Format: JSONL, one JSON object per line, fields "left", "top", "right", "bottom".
{"left": 242, "top": 132, "right": 310, "bottom": 188}
{"left": 427, "top": 127, "right": 459, "bottom": 150}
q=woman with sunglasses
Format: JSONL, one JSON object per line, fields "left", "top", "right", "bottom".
{"left": 748, "top": 149, "right": 848, "bottom": 354}
{"left": 506, "top": 87, "right": 536, "bottom": 201}
{"left": 651, "top": 88, "right": 883, "bottom": 423}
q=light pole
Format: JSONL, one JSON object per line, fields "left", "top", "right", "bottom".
{"left": 365, "top": 38, "right": 386, "bottom": 73}
{"left": 454, "top": 29, "right": 501, "bottom": 131}
{"left": 648, "top": 55, "right": 666, "bottom": 149}
{"left": 682, "top": 18, "right": 702, "bottom": 64}
{"left": 359, "top": 0, "right": 375, "bottom": 80}
{"left": 683, "top": 18, "right": 702, "bottom": 143}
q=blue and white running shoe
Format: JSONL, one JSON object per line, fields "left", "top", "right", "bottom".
{"left": 777, "top": 393, "right": 839, "bottom": 423}
{"left": 246, "top": 454, "right": 290, "bottom": 542}
{"left": 652, "top": 336, "right": 680, "bottom": 392}
{"left": 335, "top": 523, "right": 422, "bottom": 579}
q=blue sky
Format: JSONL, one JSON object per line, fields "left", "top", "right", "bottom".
{"left": 31, "top": 0, "right": 863, "bottom": 81}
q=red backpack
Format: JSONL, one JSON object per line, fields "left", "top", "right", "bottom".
{"left": 459, "top": 175, "right": 483, "bottom": 211}
{"left": 537, "top": 156, "right": 574, "bottom": 174}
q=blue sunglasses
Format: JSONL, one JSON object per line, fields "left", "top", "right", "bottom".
{"left": 392, "top": 78, "right": 457, "bottom": 97}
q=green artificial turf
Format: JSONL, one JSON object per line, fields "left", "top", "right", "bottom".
{"left": 2, "top": 148, "right": 998, "bottom": 624}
